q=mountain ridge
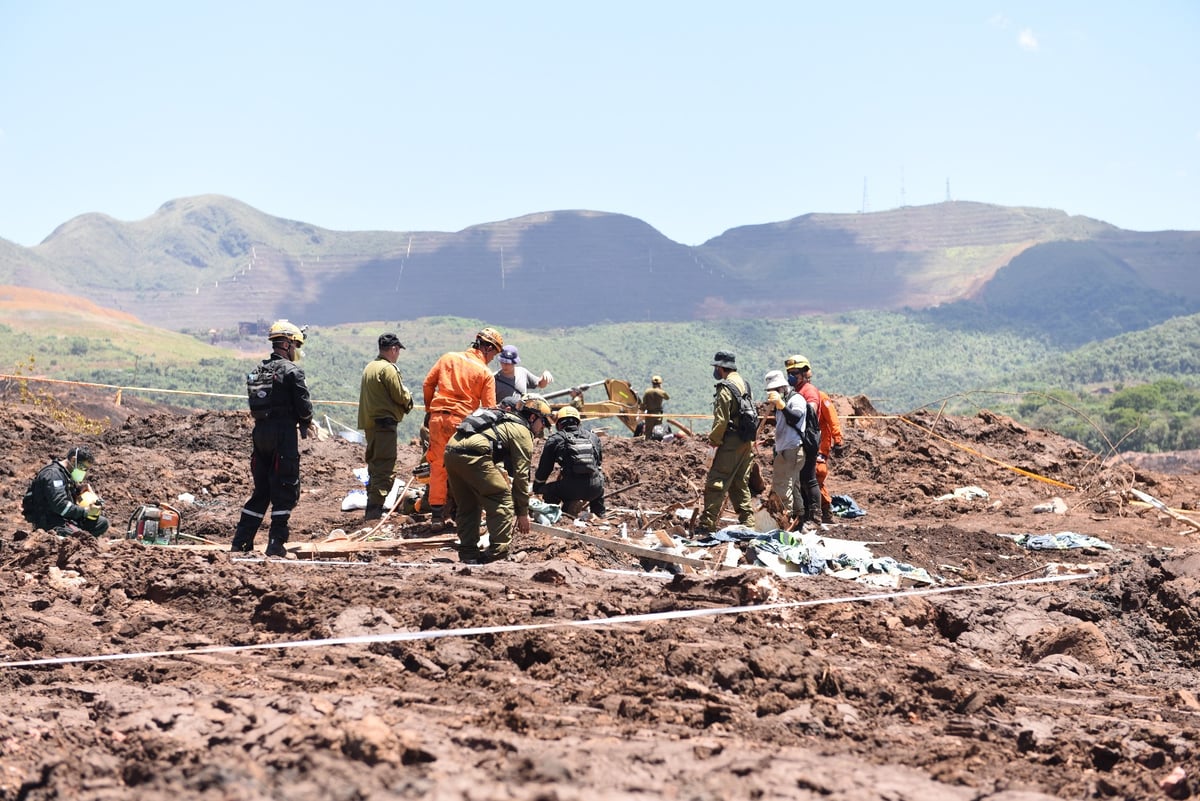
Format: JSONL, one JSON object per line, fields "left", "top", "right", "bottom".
{"left": 2, "top": 195, "right": 1197, "bottom": 337}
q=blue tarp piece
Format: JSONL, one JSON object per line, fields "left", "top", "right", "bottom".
{"left": 1001, "top": 532, "right": 1114, "bottom": 551}
{"left": 831, "top": 494, "right": 867, "bottom": 518}
{"left": 529, "top": 498, "right": 562, "bottom": 526}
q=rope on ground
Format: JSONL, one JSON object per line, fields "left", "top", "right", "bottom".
{"left": 0, "top": 572, "right": 1093, "bottom": 669}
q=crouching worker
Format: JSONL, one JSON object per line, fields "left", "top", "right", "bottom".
{"left": 443, "top": 393, "right": 553, "bottom": 564}
{"left": 534, "top": 405, "right": 606, "bottom": 518}
{"left": 22, "top": 446, "right": 110, "bottom": 538}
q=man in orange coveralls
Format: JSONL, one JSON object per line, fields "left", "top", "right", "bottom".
{"left": 816, "top": 390, "right": 846, "bottom": 524}
{"left": 422, "top": 327, "right": 504, "bottom": 529}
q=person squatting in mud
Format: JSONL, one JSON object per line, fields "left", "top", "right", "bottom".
{"left": 232, "top": 320, "right": 316, "bottom": 557}
{"left": 443, "top": 393, "right": 553, "bottom": 564}
{"left": 22, "top": 446, "right": 110, "bottom": 538}
{"left": 533, "top": 404, "right": 606, "bottom": 519}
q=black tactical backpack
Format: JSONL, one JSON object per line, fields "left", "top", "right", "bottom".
{"left": 559, "top": 429, "right": 598, "bottom": 476}
{"left": 719, "top": 379, "right": 759, "bottom": 441}
{"left": 246, "top": 361, "right": 281, "bottom": 419}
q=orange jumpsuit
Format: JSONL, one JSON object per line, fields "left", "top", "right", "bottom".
{"left": 815, "top": 391, "right": 844, "bottom": 508}
{"left": 422, "top": 348, "right": 497, "bottom": 507}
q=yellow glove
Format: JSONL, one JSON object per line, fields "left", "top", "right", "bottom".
{"left": 85, "top": 504, "right": 101, "bottom": 520}
{"left": 767, "top": 391, "right": 785, "bottom": 410}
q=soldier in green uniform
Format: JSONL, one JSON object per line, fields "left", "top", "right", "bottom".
{"left": 357, "top": 333, "right": 414, "bottom": 520}
{"left": 639, "top": 375, "right": 671, "bottom": 440}
{"left": 443, "top": 393, "right": 553, "bottom": 564}
{"left": 695, "top": 351, "right": 755, "bottom": 535}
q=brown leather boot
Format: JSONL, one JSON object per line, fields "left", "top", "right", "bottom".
{"left": 821, "top": 501, "right": 834, "bottom": 525}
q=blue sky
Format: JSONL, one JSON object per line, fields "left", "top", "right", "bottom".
{"left": 1, "top": 2, "right": 1196, "bottom": 247}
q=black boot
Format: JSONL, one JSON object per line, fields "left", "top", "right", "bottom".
{"left": 265, "top": 538, "right": 288, "bottom": 557}
{"left": 230, "top": 531, "right": 254, "bottom": 553}
{"left": 363, "top": 504, "right": 384, "bottom": 521}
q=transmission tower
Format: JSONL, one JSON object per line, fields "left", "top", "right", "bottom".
{"left": 945, "top": 178, "right": 952, "bottom": 202}
{"left": 861, "top": 177, "right": 869, "bottom": 214}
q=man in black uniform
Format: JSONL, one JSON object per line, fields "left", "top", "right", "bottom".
{"left": 232, "top": 320, "right": 316, "bottom": 556}
{"left": 22, "top": 446, "right": 110, "bottom": 537}
{"left": 533, "top": 405, "right": 606, "bottom": 518}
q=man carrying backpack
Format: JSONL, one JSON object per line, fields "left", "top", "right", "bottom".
{"left": 764, "top": 369, "right": 810, "bottom": 524}
{"left": 231, "top": 320, "right": 315, "bottom": 557}
{"left": 694, "top": 351, "right": 756, "bottom": 536}
{"left": 23, "top": 446, "right": 109, "bottom": 538}
{"left": 534, "top": 405, "right": 606, "bottom": 518}
{"left": 785, "top": 354, "right": 824, "bottom": 529}
{"left": 443, "top": 393, "right": 553, "bottom": 564}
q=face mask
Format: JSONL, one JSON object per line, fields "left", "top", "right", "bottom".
{"left": 71, "top": 467, "right": 87, "bottom": 483}
{"left": 786, "top": 373, "right": 799, "bottom": 387}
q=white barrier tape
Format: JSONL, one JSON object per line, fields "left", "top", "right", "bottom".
{"left": 0, "top": 573, "right": 1092, "bottom": 669}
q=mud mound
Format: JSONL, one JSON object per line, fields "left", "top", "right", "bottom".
{"left": 1, "top": 394, "right": 1199, "bottom": 800}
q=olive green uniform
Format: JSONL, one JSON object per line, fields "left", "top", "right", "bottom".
{"left": 443, "top": 414, "right": 533, "bottom": 559}
{"left": 357, "top": 357, "right": 414, "bottom": 509}
{"left": 698, "top": 371, "right": 754, "bottom": 531}
{"left": 640, "top": 386, "right": 670, "bottom": 440}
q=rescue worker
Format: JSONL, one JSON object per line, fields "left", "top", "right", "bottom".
{"left": 816, "top": 390, "right": 847, "bottom": 524}
{"left": 22, "top": 446, "right": 109, "bottom": 537}
{"left": 232, "top": 320, "right": 315, "bottom": 556}
{"left": 764, "top": 369, "right": 809, "bottom": 522}
{"left": 357, "top": 333, "right": 414, "bottom": 520}
{"left": 443, "top": 393, "right": 552, "bottom": 564}
{"left": 494, "top": 345, "right": 553, "bottom": 401}
{"left": 422, "top": 327, "right": 504, "bottom": 530}
{"left": 695, "top": 351, "right": 755, "bottom": 535}
{"left": 534, "top": 405, "right": 606, "bottom": 518}
{"left": 784, "top": 354, "right": 823, "bottom": 528}
{"left": 639, "top": 375, "right": 670, "bottom": 440}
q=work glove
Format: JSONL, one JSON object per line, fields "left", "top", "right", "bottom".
{"left": 540, "top": 370, "right": 554, "bottom": 386}
{"left": 831, "top": 442, "right": 846, "bottom": 458}
{"left": 766, "top": 390, "right": 785, "bottom": 410}
{"left": 84, "top": 504, "right": 102, "bottom": 521}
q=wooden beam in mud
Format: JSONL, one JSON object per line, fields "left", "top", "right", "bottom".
{"left": 531, "top": 521, "right": 738, "bottom": 572}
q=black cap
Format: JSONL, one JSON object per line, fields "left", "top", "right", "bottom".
{"left": 67, "top": 446, "right": 94, "bottom": 465}
{"left": 711, "top": 351, "right": 736, "bottom": 369}
{"left": 378, "top": 333, "right": 405, "bottom": 350}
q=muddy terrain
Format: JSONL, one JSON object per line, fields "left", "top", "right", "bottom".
{"left": 1, "top": 389, "right": 1199, "bottom": 800}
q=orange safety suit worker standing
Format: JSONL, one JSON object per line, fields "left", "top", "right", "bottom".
{"left": 422, "top": 327, "right": 503, "bottom": 528}
{"left": 815, "top": 390, "right": 845, "bottom": 524}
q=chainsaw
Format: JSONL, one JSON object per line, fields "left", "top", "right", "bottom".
{"left": 126, "top": 503, "right": 182, "bottom": 545}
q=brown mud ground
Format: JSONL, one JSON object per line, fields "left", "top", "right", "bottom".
{"left": 2, "top": 391, "right": 1200, "bottom": 800}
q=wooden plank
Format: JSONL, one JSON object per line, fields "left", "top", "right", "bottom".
{"left": 1129, "top": 488, "right": 1200, "bottom": 533}
{"left": 531, "top": 522, "right": 734, "bottom": 571}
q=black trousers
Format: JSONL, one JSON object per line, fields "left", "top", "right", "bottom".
{"left": 541, "top": 475, "right": 605, "bottom": 516}
{"left": 234, "top": 421, "right": 301, "bottom": 544}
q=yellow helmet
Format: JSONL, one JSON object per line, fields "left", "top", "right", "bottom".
{"left": 520, "top": 393, "right": 552, "bottom": 425}
{"left": 268, "top": 319, "right": 305, "bottom": 346}
{"left": 474, "top": 327, "right": 504, "bottom": 350}
{"left": 784, "top": 354, "right": 810, "bottom": 371}
{"left": 555, "top": 405, "right": 581, "bottom": 422}
{"left": 651, "top": 375, "right": 663, "bottom": 385}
